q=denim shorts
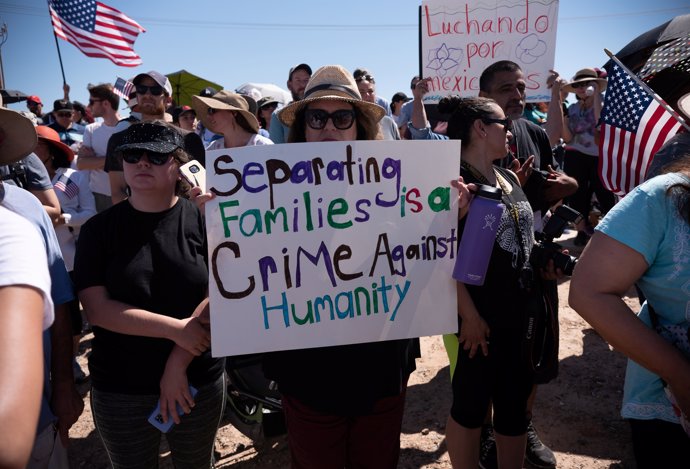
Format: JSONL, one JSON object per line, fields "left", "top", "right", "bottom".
{"left": 90, "top": 375, "right": 225, "bottom": 469}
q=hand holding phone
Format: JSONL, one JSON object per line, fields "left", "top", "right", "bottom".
{"left": 148, "top": 386, "right": 198, "bottom": 433}
{"left": 179, "top": 161, "right": 206, "bottom": 192}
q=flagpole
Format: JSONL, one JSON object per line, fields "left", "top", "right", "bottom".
{"left": 46, "top": 2, "right": 67, "bottom": 85}
{"left": 604, "top": 48, "right": 690, "bottom": 132}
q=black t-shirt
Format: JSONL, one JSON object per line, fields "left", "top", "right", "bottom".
{"left": 263, "top": 338, "right": 415, "bottom": 415}
{"left": 498, "top": 118, "right": 558, "bottom": 213}
{"left": 73, "top": 197, "right": 223, "bottom": 394}
{"left": 458, "top": 166, "right": 534, "bottom": 331}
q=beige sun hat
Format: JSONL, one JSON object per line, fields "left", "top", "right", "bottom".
{"left": 0, "top": 94, "right": 38, "bottom": 165}
{"left": 278, "top": 65, "right": 386, "bottom": 127}
{"left": 191, "top": 90, "right": 259, "bottom": 133}
{"left": 562, "top": 68, "right": 608, "bottom": 94}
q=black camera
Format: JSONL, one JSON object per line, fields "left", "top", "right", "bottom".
{"left": 529, "top": 205, "right": 583, "bottom": 276}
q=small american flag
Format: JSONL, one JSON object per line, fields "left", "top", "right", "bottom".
{"left": 54, "top": 174, "right": 80, "bottom": 199}
{"left": 599, "top": 62, "right": 682, "bottom": 196}
{"left": 49, "top": 0, "right": 145, "bottom": 67}
{"left": 638, "top": 34, "right": 690, "bottom": 82}
{"left": 113, "top": 77, "right": 134, "bottom": 99}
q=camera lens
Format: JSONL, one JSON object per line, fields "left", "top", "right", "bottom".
{"left": 190, "top": 165, "right": 199, "bottom": 174}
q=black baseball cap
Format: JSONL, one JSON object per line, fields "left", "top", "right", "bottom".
{"left": 288, "top": 63, "right": 312, "bottom": 81}
{"left": 115, "top": 121, "right": 185, "bottom": 155}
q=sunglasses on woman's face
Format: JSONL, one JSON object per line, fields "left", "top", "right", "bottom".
{"left": 121, "top": 149, "right": 171, "bottom": 166}
{"left": 305, "top": 109, "right": 356, "bottom": 130}
{"left": 571, "top": 81, "right": 595, "bottom": 89}
{"left": 56, "top": 111, "right": 72, "bottom": 118}
{"left": 482, "top": 116, "right": 512, "bottom": 132}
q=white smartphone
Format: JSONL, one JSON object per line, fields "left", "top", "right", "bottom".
{"left": 147, "top": 386, "right": 198, "bottom": 433}
{"left": 179, "top": 161, "right": 206, "bottom": 192}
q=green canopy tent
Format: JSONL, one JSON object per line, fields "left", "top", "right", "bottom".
{"left": 166, "top": 70, "right": 223, "bottom": 107}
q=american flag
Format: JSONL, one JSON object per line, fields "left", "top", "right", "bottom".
{"left": 54, "top": 174, "right": 80, "bottom": 199}
{"left": 49, "top": 0, "right": 145, "bottom": 67}
{"left": 113, "top": 77, "right": 134, "bottom": 99}
{"left": 598, "top": 63, "right": 682, "bottom": 196}
{"left": 638, "top": 34, "right": 690, "bottom": 82}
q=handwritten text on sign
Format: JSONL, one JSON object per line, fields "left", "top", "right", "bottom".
{"left": 421, "top": 0, "right": 559, "bottom": 103}
{"left": 207, "top": 141, "right": 461, "bottom": 356}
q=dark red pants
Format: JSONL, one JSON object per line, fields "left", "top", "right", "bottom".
{"left": 281, "top": 391, "right": 406, "bottom": 469}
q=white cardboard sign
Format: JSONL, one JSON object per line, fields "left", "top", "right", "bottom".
{"left": 421, "top": 0, "right": 559, "bottom": 103}
{"left": 206, "top": 140, "right": 461, "bottom": 356}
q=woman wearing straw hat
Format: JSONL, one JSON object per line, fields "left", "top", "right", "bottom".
{"left": 192, "top": 90, "right": 273, "bottom": 151}
{"left": 561, "top": 67, "right": 616, "bottom": 246}
{"left": 261, "top": 65, "right": 417, "bottom": 469}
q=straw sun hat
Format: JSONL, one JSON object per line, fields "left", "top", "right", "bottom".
{"left": 191, "top": 90, "right": 260, "bottom": 134}
{"left": 562, "top": 68, "right": 608, "bottom": 94}
{"left": 0, "top": 94, "right": 38, "bottom": 165}
{"left": 278, "top": 65, "right": 386, "bottom": 127}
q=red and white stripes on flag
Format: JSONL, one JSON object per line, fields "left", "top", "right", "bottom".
{"left": 113, "top": 77, "right": 134, "bottom": 99}
{"left": 599, "top": 63, "right": 682, "bottom": 196}
{"left": 49, "top": 0, "right": 145, "bottom": 67}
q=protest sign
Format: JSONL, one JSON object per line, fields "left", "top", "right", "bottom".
{"left": 420, "top": 0, "right": 559, "bottom": 103}
{"left": 206, "top": 140, "right": 460, "bottom": 356}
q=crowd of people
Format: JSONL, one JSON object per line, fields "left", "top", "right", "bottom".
{"left": 1, "top": 56, "right": 689, "bottom": 469}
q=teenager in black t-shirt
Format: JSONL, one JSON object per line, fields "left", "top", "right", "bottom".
{"left": 74, "top": 121, "right": 224, "bottom": 468}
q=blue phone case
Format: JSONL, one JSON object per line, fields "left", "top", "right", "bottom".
{"left": 147, "top": 386, "right": 198, "bottom": 433}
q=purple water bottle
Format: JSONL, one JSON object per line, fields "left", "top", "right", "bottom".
{"left": 453, "top": 184, "right": 505, "bottom": 286}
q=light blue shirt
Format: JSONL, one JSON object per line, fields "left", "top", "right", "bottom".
{"left": 269, "top": 109, "right": 289, "bottom": 144}
{"left": 1, "top": 183, "right": 74, "bottom": 432}
{"left": 597, "top": 173, "right": 690, "bottom": 424}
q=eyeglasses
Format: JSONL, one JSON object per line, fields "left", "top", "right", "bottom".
{"left": 482, "top": 117, "right": 512, "bottom": 132}
{"left": 121, "top": 149, "right": 171, "bottom": 166}
{"left": 305, "top": 109, "right": 356, "bottom": 130}
{"left": 56, "top": 111, "right": 72, "bottom": 118}
{"left": 88, "top": 98, "right": 104, "bottom": 106}
{"left": 571, "top": 81, "right": 594, "bottom": 89}
{"left": 135, "top": 84, "right": 165, "bottom": 96}
{"left": 207, "top": 108, "right": 220, "bottom": 116}
{"left": 354, "top": 74, "right": 375, "bottom": 83}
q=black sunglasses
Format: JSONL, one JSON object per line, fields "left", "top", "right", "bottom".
{"left": 305, "top": 109, "right": 356, "bottom": 130}
{"left": 121, "top": 149, "right": 171, "bottom": 166}
{"left": 571, "top": 81, "right": 594, "bottom": 89}
{"left": 88, "top": 98, "right": 103, "bottom": 105}
{"left": 482, "top": 117, "right": 512, "bottom": 132}
{"left": 354, "top": 73, "right": 375, "bottom": 83}
{"left": 135, "top": 84, "right": 165, "bottom": 96}
{"left": 56, "top": 111, "right": 72, "bottom": 118}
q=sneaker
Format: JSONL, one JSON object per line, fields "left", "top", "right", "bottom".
{"left": 525, "top": 421, "right": 556, "bottom": 468}
{"left": 479, "top": 424, "right": 498, "bottom": 469}
{"left": 73, "top": 358, "right": 87, "bottom": 384}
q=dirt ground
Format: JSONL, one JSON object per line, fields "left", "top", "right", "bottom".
{"left": 67, "top": 231, "right": 637, "bottom": 469}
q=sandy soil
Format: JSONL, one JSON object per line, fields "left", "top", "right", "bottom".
{"left": 67, "top": 231, "right": 637, "bottom": 469}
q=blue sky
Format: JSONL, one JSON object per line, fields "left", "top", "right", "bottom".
{"left": 1, "top": 1, "right": 688, "bottom": 114}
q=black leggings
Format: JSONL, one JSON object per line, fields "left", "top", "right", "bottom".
{"left": 629, "top": 418, "right": 689, "bottom": 468}
{"left": 563, "top": 150, "right": 616, "bottom": 222}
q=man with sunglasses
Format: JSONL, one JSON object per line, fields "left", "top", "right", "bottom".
{"left": 104, "top": 71, "right": 205, "bottom": 205}
{"left": 77, "top": 83, "right": 121, "bottom": 212}
{"left": 474, "top": 60, "right": 577, "bottom": 469}
{"left": 47, "top": 99, "right": 83, "bottom": 148}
